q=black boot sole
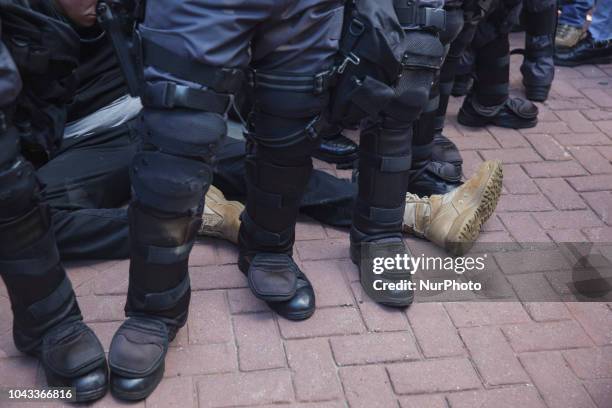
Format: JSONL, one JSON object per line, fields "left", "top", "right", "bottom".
{"left": 554, "top": 55, "right": 612, "bottom": 67}
{"left": 110, "top": 363, "right": 165, "bottom": 401}
{"left": 75, "top": 386, "right": 108, "bottom": 403}
{"left": 458, "top": 106, "right": 538, "bottom": 129}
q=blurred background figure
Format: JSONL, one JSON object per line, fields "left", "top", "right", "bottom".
{"left": 556, "top": 0, "right": 593, "bottom": 48}
{"left": 515, "top": 0, "right": 557, "bottom": 101}
{"left": 555, "top": 0, "right": 612, "bottom": 66}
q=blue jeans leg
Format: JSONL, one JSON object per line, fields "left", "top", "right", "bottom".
{"left": 589, "top": 0, "right": 612, "bottom": 41}
{"left": 560, "top": 0, "right": 595, "bottom": 27}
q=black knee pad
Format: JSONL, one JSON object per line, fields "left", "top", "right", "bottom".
{"left": 383, "top": 31, "right": 445, "bottom": 122}
{"left": 249, "top": 78, "right": 329, "bottom": 151}
{"left": 0, "top": 158, "right": 39, "bottom": 220}
{"left": 130, "top": 150, "right": 212, "bottom": 216}
{"left": 384, "top": 69, "right": 436, "bottom": 122}
{"left": 141, "top": 108, "right": 226, "bottom": 160}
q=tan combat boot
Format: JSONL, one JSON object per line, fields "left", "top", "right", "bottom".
{"left": 556, "top": 24, "right": 585, "bottom": 49}
{"left": 403, "top": 160, "right": 503, "bottom": 256}
{"left": 199, "top": 185, "right": 244, "bottom": 244}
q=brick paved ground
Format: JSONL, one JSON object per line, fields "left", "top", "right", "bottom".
{"left": 1, "top": 34, "right": 612, "bottom": 408}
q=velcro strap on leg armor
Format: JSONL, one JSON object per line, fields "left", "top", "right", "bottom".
{"left": 141, "top": 38, "right": 245, "bottom": 94}
{"left": 26, "top": 276, "right": 74, "bottom": 320}
{"left": 143, "top": 82, "right": 234, "bottom": 114}
{"left": 131, "top": 151, "right": 211, "bottom": 215}
{"left": 109, "top": 317, "right": 168, "bottom": 378}
{"left": 245, "top": 158, "right": 312, "bottom": 210}
{"left": 360, "top": 152, "right": 412, "bottom": 173}
{"left": 129, "top": 275, "right": 191, "bottom": 312}
{"left": 0, "top": 206, "right": 60, "bottom": 277}
{"left": 249, "top": 70, "right": 336, "bottom": 95}
{"left": 132, "top": 240, "right": 194, "bottom": 265}
{"left": 41, "top": 321, "right": 105, "bottom": 379}
{"left": 393, "top": 1, "right": 447, "bottom": 32}
{"left": 356, "top": 200, "right": 405, "bottom": 226}
{"left": 240, "top": 211, "right": 293, "bottom": 248}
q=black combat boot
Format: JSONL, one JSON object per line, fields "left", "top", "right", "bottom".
{"left": 350, "top": 120, "right": 415, "bottom": 308}
{"left": 432, "top": 132, "right": 463, "bottom": 173}
{"left": 458, "top": 31, "right": 539, "bottom": 129}
{"left": 0, "top": 206, "right": 108, "bottom": 403}
{"left": 238, "top": 154, "right": 315, "bottom": 321}
{"left": 109, "top": 203, "right": 197, "bottom": 400}
{"left": 517, "top": 3, "right": 557, "bottom": 101}
{"left": 313, "top": 125, "right": 359, "bottom": 165}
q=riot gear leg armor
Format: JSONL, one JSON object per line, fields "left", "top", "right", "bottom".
{"left": 409, "top": 5, "right": 465, "bottom": 197}
{"left": 0, "top": 7, "right": 107, "bottom": 401}
{"left": 106, "top": 0, "right": 343, "bottom": 399}
{"left": 458, "top": 1, "right": 539, "bottom": 129}
{"left": 517, "top": 0, "right": 557, "bottom": 101}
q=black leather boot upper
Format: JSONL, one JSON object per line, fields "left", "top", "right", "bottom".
{"left": 458, "top": 95, "right": 538, "bottom": 129}
{"left": 314, "top": 131, "right": 359, "bottom": 165}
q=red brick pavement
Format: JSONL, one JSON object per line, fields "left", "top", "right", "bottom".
{"left": 1, "top": 34, "right": 612, "bottom": 408}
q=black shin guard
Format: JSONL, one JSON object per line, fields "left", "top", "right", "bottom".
{"left": 351, "top": 121, "right": 414, "bottom": 307}
{"left": 239, "top": 152, "right": 312, "bottom": 302}
{"left": 410, "top": 7, "right": 465, "bottom": 194}
{"left": 0, "top": 205, "right": 79, "bottom": 353}
{"left": 352, "top": 120, "right": 412, "bottom": 241}
{"left": 0, "top": 205, "right": 107, "bottom": 402}
{"left": 520, "top": 5, "right": 556, "bottom": 101}
{"left": 109, "top": 203, "right": 198, "bottom": 400}
{"left": 474, "top": 33, "right": 511, "bottom": 107}
{"left": 460, "top": 30, "right": 538, "bottom": 129}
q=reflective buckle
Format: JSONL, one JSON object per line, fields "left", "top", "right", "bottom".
{"left": 305, "top": 116, "right": 325, "bottom": 141}
{"left": 338, "top": 52, "right": 361, "bottom": 74}
{"left": 314, "top": 70, "right": 333, "bottom": 94}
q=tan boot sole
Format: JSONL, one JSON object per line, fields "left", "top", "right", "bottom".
{"left": 445, "top": 161, "right": 503, "bottom": 256}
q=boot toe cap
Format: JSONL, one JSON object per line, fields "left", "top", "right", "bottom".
{"left": 110, "top": 364, "right": 164, "bottom": 401}
{"left": 269, "top": 283, "right": 315, "bottom": 321}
